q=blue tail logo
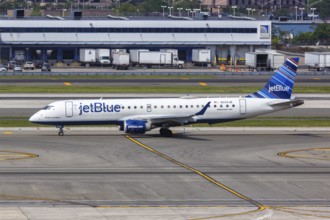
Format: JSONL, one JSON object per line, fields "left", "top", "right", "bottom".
{"left": 246, "top": 57, "right": 299, "bottom": 99}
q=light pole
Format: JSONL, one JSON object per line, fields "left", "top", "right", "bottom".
{"left": 177, "top": 8, "right": 183, "bottom": 17}
{"left": 295, "top": 6, "right": 298, "bottom": 21}
{"left": 299, "top": 7, "right": 304, "bottom": 20}
{"left": 168, "top": 6, "right": 173, "bottom": 16}
{"left": 161, "top": 5, "right": 166, "bottom": 17}
{"left": 232, "top": 6, "right": 237, "bottom": 16}
{"left": 310, "top": 7, "right": 316, "bottom": 21}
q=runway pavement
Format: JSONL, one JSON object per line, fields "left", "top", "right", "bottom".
{"left": 0, "top": 128, "right": 329, "bottom": 219}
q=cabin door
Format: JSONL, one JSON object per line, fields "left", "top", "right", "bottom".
{"left": 239, "top": 99, "right": 246, "bottom": 115}
{"left": 65, "top": 101, "right": 73, "bottom": 117}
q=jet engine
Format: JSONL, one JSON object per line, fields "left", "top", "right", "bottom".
{"left": 122, "top": 120, "right": 151, "bottom": 134}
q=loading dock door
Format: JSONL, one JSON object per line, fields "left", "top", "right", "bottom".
{"left": 160, "top": 54, "right": 166, "bottom": 64}
{"left": 65, "top": 101, "right": 73, "bottom": 117}
{"left": 239, "top": 99, "right": 246, "bottom": 115}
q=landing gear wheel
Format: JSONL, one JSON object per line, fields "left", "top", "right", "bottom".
{"left": 160, "top": 128, "right": 173, "bottom": 137}
{"left": 58, "top": 131, "right": 64, "bottom": 136}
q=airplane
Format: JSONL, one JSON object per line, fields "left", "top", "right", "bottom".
{"left": 29, "top": 57, "right": 304, "bottom": 137}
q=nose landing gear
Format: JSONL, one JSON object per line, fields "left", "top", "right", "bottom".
{"left": 56, "top": 125, "right": 64, "bottom": 136}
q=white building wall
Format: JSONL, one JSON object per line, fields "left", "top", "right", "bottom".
{"left": 0, "top": 19, "right": 271, "bottom": 64}
{"left": 0, "top": 20, "right": 271, "bottom": 46}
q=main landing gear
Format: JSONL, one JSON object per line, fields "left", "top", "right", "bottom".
{"left": 159, "top": 128, "right": 173, "bottom": 137}
{"left": 56, "top": 125, "right": 64, "bottom": 136}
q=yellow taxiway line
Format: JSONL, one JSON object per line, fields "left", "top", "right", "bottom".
{"left": 125, "top": 135, "right": 268, "bottom": 219}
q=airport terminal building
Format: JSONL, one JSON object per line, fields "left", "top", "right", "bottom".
{"left": 0, "top": 19, "right": 271, "bottom": 64}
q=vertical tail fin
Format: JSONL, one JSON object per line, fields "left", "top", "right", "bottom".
{"left": 246, "top": 57, "right": 299, "bottom": 99}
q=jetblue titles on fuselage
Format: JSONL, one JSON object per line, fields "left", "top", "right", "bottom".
{"left": 79, "top": 102, "right": 121, "bottom": 115}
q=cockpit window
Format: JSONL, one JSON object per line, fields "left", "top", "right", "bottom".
{"left": 41, "top": 105, "right": 53, "bottom": 110}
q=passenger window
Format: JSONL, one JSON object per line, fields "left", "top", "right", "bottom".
{"left": 180, "top": 105, "right": 182, "bottom": 108}
{"left": 154, "top": 106, "right": 157, "bottom": 109}
{"left": 232, "top": 104, "right": 235, "bottom": 107}
{"left": 161, "top": 105, "right": 164, "bottom": 108}
{"left": 197, "top": 105, "right": 199, "bottom": 108}
{"left": 226, "top": 105, "right": 229, "bottom": 108}
{"left": 128, "top": 106, "right": 131, "bottom": 109}
{"left": 173, "top": 105, "right": 176, "bottom": 108}
{"left": 186, "top": 105, "right": 188, "bottom": 108}
{"left": 168, "top": 105, "right": 170, "bottom": 108}
{"left": 140, "top": 106, "right": 143, "bottom": 109}
{"left": 134, "top": 106, "right": 137, "bottom": 109}
{"left": 122, "top": 106, "right": 125, "bottom": 109}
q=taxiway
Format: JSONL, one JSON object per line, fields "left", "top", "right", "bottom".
{"left": 0, "top": 128, "right": 329, "bottom": 219}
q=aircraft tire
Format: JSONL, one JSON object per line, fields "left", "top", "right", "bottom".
{"left": 160, "top": 128, "right": 172, "bottom": 137}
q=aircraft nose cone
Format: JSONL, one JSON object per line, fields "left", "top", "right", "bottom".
{"left": 29, "top": 115, "right": 36, "bottom": 122}
{"left": 29, "top": 113, "right": 39, "bottom": 123}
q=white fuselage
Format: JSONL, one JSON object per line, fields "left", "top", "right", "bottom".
{"left": 29, "top": 97, "right": 288, "bottom": 126}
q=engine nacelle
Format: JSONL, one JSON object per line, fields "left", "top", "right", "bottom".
{"left": 123, "top": 120, "right": 151, "bottom": 134}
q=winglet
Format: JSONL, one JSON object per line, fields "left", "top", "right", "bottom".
{"left": 195, "top": 102, "right": 211, "bottom": 116}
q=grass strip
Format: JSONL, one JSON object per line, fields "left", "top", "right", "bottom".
{"left": 0, "top": 85, "right": 329, "bottom": 93}
{"left": 1, "top": 117, "right": 330, "bottom": 128}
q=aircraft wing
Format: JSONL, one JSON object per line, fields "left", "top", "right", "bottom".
{"left": 119, "top": 101, "right": 211, "bottom": 127}
{"left": 120, "top": 114, "right": 196, "bottom": 126}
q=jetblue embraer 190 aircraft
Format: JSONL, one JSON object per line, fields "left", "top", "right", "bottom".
{"left": 30, "top": 58, "right": 304, "bottom": 136}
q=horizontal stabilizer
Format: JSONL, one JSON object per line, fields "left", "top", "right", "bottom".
{"left": 268, "top": 99, "right": 304, "bottom": 108}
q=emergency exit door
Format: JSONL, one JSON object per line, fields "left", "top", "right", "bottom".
{"left": 239, "top": 99, "right": 246, "bottom": 115}
{"left": 147, "top": 104, "right": 152, "bottom": 112}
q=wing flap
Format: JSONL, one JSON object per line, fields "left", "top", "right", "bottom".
{"left": 119, "top": 101, "right": 211, "bottom": 127}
